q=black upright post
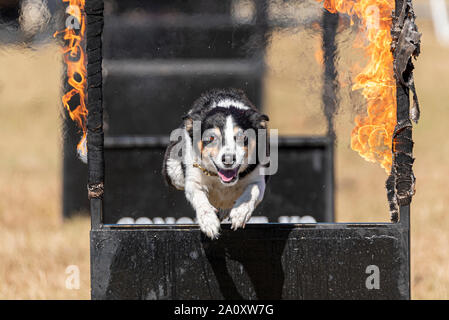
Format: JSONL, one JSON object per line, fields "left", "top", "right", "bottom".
{"left": 322, "top": 10, "right": 338, "bottom": 222}
{"left": 85, "top": 0, "right": 104, "bottom": 229}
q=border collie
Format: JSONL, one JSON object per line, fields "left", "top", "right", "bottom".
{"left": 162, "top": 88, "right": 270, "bottom": 239}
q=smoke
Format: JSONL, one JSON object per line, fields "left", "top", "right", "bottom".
{"left": 77, "top": 135, "right": 87, "bottom": 164}
{"left": 19, "top": 0, "right": 51, "bottom": 37}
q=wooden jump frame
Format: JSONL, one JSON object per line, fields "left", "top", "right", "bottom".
{"left": 86, "top": 0, "right": 417, "bottom": 299}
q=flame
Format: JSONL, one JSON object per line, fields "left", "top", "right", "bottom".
{"left": 320, "top": 0, "right": 396, "bottom": 172}
{"left": 315, "top": 47, "right": 324, "bottom": 65}
{"left": 54, "top": 0, "right": 87, "bottom": 162}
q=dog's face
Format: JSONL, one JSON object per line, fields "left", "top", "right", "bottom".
{"left": 188, "top": 103, "right": 268, "bottom": 186}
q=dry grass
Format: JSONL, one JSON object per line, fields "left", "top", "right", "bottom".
{"left": 0, "top": 19, "right": 447, "bottom": 299}
{"left": 0, "top": 44, "right": 90, "bottom": 299}
{"left": 408, "top": 19, "right": 449, "bottom": 299}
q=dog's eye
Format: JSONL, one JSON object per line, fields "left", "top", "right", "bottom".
{"left": 203, "top": 136, "right": 215, "bottom": 144}
{"left": 235, "top": 134, "right": 248, "bottom": 146}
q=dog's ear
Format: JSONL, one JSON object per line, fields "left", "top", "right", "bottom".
{"left": 259, "top": 114, "right": 269, "bottom": 129}
{"left": 250, "top": 112, "right": 269, "bottom": 129}
{"left": 183, "top": 114, "right": 194, "bottom": 132}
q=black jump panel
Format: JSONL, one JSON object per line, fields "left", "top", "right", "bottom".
{"left": 105, "top": 0, "right": 232, "bottom": 15}
{"left": 103, "top": 17, "right": 263, "bottom": 60}
{"left": 91, "top": 224, "right": 409, "bottom": 300}
{"left": 102, "top": 137, "right": 333, "bottom": 224}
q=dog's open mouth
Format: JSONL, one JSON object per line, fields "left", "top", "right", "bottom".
{"left": 217, "top": 167, "right": 240, "bottom": 183}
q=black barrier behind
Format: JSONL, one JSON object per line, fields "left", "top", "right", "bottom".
{"left": 85, "top": 0, "right": 413, "bottom": 300}
{"left": 103, "top": 136, "right": 333, "bottom": 224}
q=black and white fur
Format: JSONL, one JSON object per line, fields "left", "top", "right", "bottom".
{"left": 163, "top": 88, "right": 270, "bottom": 239}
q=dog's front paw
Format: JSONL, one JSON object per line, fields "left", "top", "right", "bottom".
{"left": 196, "top": 203, "right": 221, "bottom": 239}
{"left": 229, "top": 203, "right": 254, "bottom": 231}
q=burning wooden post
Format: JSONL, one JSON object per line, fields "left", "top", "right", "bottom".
{"left": 85, "top": 0, "right": 104, "bottom": 228}
{"left": 319, "top": 0, "right": 420, "bottom": 223}
{"left": 388, "top": 0, "right": 421, "bottom": 222}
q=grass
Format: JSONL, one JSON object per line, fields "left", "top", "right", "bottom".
{"left": 0, "top": 19, "right": 448, "bottom": 299}
{"left": 407, "top": 19, "right": 449, "bottom": 299}
{"left": 0, "top": 44, "right": 90, "bottom": 299}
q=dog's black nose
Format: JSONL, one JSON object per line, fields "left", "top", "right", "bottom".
{"left": 222, "top": 153, "right": 236, "bottom": 167}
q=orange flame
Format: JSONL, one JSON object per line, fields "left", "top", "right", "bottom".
{"left": 54, "top": 0, "right": 87, "bottom": 162}
{"left": 315, "top": 47, "right": 324, "bottom": 65}
{"left": 320, "top": 0, "right": 396, "bottom": 173}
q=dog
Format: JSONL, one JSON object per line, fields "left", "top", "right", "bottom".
{"left": 162, "top": 88, "right": 270, "bottom": 239}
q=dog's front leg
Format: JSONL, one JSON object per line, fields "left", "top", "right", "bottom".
{"left": 185, "top": 182, "right": 221, "bottom": 239}
{"left": 229, "top": 180, "right": 265, "bottom": 230}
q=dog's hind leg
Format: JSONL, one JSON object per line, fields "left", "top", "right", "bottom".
{"left": 162, "top": 140, "right": 185, "bottom": 190}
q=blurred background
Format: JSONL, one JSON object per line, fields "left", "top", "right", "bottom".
{"left": 0, "top": 0, "right": 448, "bottom": 299}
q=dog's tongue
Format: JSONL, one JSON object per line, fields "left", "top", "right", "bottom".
{"left": 218, "top": 169, "right": 237, "bottom": 182}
